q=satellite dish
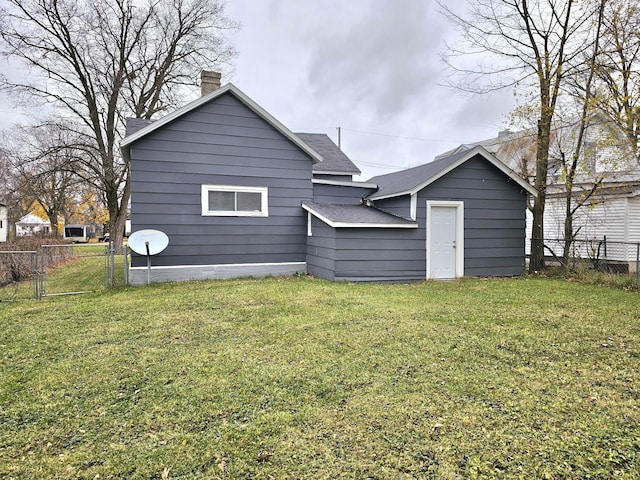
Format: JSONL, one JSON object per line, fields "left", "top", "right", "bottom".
{"left": 128, "top": 229, "right": 169, "bottom": 285}
{"left": 128, "top": 229, "right": 169, "bottom": 256}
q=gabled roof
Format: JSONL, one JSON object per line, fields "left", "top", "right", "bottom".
{"left": 16, "top": 213, "right": 50, "bottom": 226}
{"left": 367, "top": 145, "right": 538, "bottom": 201}
{"left": 120, "top": 83, "right": 322, "bottom": 163}
{"left": 547, "top": 182, "right": 640, "bottom": 200}
{"left": 302, "top": 201, "right": 417, "bottom": 228}
{"left": 435, "top": 129, "right": 528, "bottom": 160}
{"left": 295, "top": 133, "right": 361, "bottom": 176}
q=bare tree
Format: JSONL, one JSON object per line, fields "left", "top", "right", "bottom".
{"left": 440, "top": 0, "right": 597, "bottom": 271}
{"left": 593, "top": 0, "right": 640, "bottom": 161}
{"left": 0, "top": 135, "right": 34, "bottom": 240}
{"left": 0, "top": 0, "right": 237, "bottom": 248}
{"left": 554, "top": 0, "right": 607, "bottom": 268}
{"left": 10, "top": 123, "right": 85, "bottom": 237}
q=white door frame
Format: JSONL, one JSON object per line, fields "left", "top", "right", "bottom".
{"left": 426, "top": 201, "right": 464, "bottom": 279}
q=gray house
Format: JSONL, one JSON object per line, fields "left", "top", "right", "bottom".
{"left": 305, "top": 147, "right": 537, "bottom": 281}
{"left": 122, "top": 79, "right": 536, "bottom": 284}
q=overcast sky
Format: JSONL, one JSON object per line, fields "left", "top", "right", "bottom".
{"left": 224, "top": 0, "right": 516, "bottom": 179}
{"left": 0, "top": 0, "right": 516, "bottom": 180}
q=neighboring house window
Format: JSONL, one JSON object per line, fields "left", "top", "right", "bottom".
{"left": 201, "top": 185, "right": 269, "bottom": 217}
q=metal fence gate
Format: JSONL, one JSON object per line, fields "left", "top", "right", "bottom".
{"left": 0, "top": 243, "right": 129, "bottom": 301}
{"left": 0, "top": 250, "right": 39, "bottom": 301}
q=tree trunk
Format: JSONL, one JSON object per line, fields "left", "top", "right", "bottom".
{"left": 562, "top": 190, "right": 573, "bottom": 269}
{"left": 529, "top": 118, "right": 551, "bottom": 272}
{"left": 49, "top": 211, "right": 59, "bottom": 238}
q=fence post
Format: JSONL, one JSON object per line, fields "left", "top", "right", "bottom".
{"left": 636, "top": 243, "right": 640, "bottom": 288}
{"left": 38, "top": 248, "right": 46, "bottom": 298}
{"left": 33, "top": 251, "right": 39, "bottom": 300}
{"left": 124, "top": 245, "right": 129, "bottom": 286}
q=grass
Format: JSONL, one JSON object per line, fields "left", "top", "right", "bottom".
{"left": 1, "top": 273, "right": 639, "bottom": 479}
{"left": 0, "top": 248, "right": 126, "bottom": 300}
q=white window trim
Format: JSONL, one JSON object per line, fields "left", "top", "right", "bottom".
{"left": 201, "top": 185, "right": 269, "bottom": 217}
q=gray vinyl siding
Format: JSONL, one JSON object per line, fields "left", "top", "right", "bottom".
{"left": 306, "top": 218, "right": 336, "bottom": 281}
{"left": 312, "top": 183, "right": 374, "bottom": 203}
{"left": 416, "top": 154, "right": 528, "bottom": 277}
{"left": 312, "top": 174, "right": 354, "bottom": 182}
{"left": 130, "top": 91, "right": 314, "bottom": 269}
{"left": 332, "top": 229, "right": 424, "bottom": 281}
{"left": 306, "top": 218, "right": 423, "bottom": 282}
{"left": 312, "top": 154, "right": 528, "bottom": 281}
{"left": 372, "top": 196, "right": 412, "bottom": 219}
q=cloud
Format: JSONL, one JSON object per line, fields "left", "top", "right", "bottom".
{"left": 301, "top": 1, "right": 446, "bottom": 120}
{"left": 225, "top": 0, "right": 515, "bottom": 178}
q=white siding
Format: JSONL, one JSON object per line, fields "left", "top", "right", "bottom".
{"left": 628, "top": 197, "right": 640, "bottom": 242}
{"left": 0, "top": 206, "right": 7, "bottom": 242}
{"left": 528, "top": 196, "right": 639, "bottom": 263}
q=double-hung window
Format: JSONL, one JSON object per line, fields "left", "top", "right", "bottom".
{"left": 201, "top": 185, "right": 269, "bottom": 217}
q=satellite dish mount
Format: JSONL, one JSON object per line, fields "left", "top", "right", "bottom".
{"left": 128, "top": 229, "right": 169, "bottom": 284}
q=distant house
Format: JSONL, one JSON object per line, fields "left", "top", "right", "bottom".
{"left": 16, "top": 213, "right": 51, "bottom": 237}
{"left": 448, "top": 121, "right": 640, "bottom": 269}
{"left": 0, "top": 203, "right": 7, "bottom": 242}
{"left": 121, "top": 74, "right": 535, "bottom": 284}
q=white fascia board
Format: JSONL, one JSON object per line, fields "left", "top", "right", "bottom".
{"left": 312, "top": 178, "right": 378, "bottom": 189}
{"left": 469, "top": 146, "right": 539, "bottom": 197}
{"left": 368, "top": 145, "right": 538, "bottom": 201}
{"left": 120, "top": 83, "right": 323, "bottom": 163}
{"left": 367, "top": 190, "right": 413, "bottom": 201}
{"left": 330, "top": 222, "right": 417, "bottom": 228}
{"left": 313, "top": 170, "right": 362, "bottom": 176}
{"left": 302, "top": 203, "right": 417, "bottom": 229}
{"left": 407, "top": 145, "right": 537, "bottom": 198}
{"left": 410, "top": 193, "right": 417, "bottom": 221}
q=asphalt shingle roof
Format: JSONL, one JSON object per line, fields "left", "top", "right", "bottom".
{"left": 302, "top": 201, "right": 416, "bottom": 227}
{"left": 367, "top": 148, "right": 472, "bottom": 199}
{"left": 125, "top": 118, "right": 153, "bottom": 136}
{"left": 296, "top": 133, "right": 361, "bottom": 175}
{"left": 367, "top": 146, "right": 537, "bottom": 200}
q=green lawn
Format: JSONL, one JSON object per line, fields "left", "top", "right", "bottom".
{"left": 1, "top": 275, "right": 639, "bottom": 479}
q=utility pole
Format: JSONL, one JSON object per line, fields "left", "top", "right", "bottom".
{"left": 337, "top": 127, "right": 341, "bottom": 148}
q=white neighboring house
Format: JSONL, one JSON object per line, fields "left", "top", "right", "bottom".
{"left": 16, "top": 213, "right": 51, "bottom": 237}
{"left": 0, "top": 204, "right": 7, "bottom": 242}
{"left": 440, "top": 119, "right": 640, "bottom": 270}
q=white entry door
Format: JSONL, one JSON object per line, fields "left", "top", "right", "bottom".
{"left": 427, "top": 202, "right": 463, "bottom": 279}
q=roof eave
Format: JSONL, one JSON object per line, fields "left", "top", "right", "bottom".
{"left": 120, "top": 83, "right": 323, "bottom": 164}
{"left": 368, "top": 145, "right": 538, "bottom": 200}
{"left": 302, "top": 203, "right": 417, "bottom": 229}
{"left": 367, "top": 189, "right": 413, "bottom": 201}
{"left": 313, "top": 169, "right": 362, "bottom": 175}
{"left": 312, "top": 178, "right": 378, "bottom": 189}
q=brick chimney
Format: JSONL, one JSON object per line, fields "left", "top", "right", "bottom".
{"left": 201, "top": 71, "right": 221, "bottom": 96}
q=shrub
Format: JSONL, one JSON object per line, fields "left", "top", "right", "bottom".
{"left": 0, "top": 238, "right": 72, "bottom": 287}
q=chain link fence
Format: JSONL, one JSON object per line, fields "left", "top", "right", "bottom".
{"left": 0, "top": 242, "right": 129, "bottom": 301}
{"left": 541, "top": 236, "right": 640, "bottom": 286}
{"left": 0, "top": 250, "right": 39, "bottom": 301}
